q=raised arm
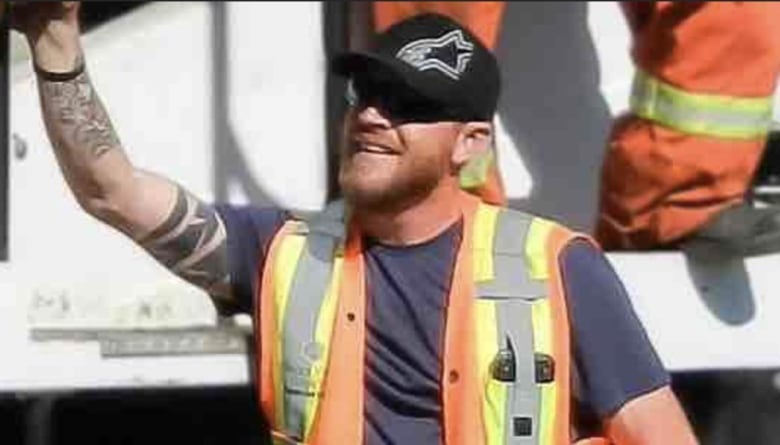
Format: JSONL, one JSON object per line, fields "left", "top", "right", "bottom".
{"left": 10, "top": 2, "right": 235, "bottom": 308}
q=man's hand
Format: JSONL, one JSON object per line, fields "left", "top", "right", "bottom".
{"left": 9, "top": 1, "right": 82, "bottom": 72}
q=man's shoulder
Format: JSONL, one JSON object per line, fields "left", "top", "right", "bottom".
{"left": 214, "top": 203, "right": 293, "bottom": 244}
{"left": 284, "top": 199, "right": 348, "bottom": 238}
{"left": 493, "top": 205, "right": 596, "bottom": 248}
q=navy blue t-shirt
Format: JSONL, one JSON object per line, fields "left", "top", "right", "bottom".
{"left": 215, "top": 204, "right": 669, "bottom": 443}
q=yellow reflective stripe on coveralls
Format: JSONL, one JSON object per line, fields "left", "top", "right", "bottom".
{"left": 630, "top": 69, "right": 774, "bottom": 139}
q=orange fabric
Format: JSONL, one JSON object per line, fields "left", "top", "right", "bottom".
{"left": 629, "top": 2, "right": 780, "bottom": 96}
{"left": 596, "top": 2, "right": 780, "bottom": 249}
{"left": 308, "top": 223, "right": 366, "bottom": 444}
{"left": 257, "top": 222, "right": 295, "bottom": 440}
{"left": 373, "top": 1, "right": 506, "bottom": 49}
{"left": 372, "top": 1, "right": 508, "bottom": 206}
{"left": 574, "top": 439, "right": 611, "bottom": 445}
{"left": 596, "top": 115, "right": 764, "bottom": 249}
{"left": 441, "top": 192, "right": 485, "bottom": 445}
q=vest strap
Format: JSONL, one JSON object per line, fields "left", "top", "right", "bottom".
{"left": 281, "top": 231, "right": 338, "bottom": 440}
{"left": 496, "top": 300, "right": 540, "bottom": 444}
{"left": 476, "top": 209, "right": 546, "bottom": 299}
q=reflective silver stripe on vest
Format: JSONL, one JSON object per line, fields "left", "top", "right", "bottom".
{"left": 280, "top": 200, "right": 346, "bottom": 439}
{"left": 477, "top": 208, "right": 547, "bottom": 443}
{"left": 476, "top": 209, "right": 546, "bottom": 300}
{"left": 307, "top": 199, "right": 347, "bottom": 238}
{"left": 281, "top": 230, "right": 337, "bottom": 440}
{"left": 497, "top": 300, "right": 538, "bottom": 444}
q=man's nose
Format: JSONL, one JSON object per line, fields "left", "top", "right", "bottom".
{"left": 354, "top": 104, "right": 392, "bottom": 129}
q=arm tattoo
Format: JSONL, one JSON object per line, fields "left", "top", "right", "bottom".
{"left": 38, "top": 57, "right": 121, "bottom": 158}
{"left": 140, "top": 186, "right": 232, "bottom": 298}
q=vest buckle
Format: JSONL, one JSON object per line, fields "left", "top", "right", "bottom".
{"left": 534, "top": 353, "right": 555, "bottom": 383}
{"left": 490, "top": 345, "right": 516, "bottom": 382}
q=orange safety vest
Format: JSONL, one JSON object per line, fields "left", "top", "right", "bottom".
{"left": 255, "top": 192, "right": 607, "bottom": 444}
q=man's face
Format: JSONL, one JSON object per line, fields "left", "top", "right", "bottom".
{"left": 338, "top": 73, "right": 463, "bottom": 211}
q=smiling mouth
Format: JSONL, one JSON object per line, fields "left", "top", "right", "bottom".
{"left": 352, "top": 141, "right": 398, "bottom": 155}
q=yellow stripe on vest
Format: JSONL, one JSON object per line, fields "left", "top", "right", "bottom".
{"left": 532, "top": 300, "right": 555, "bottom": 445}
{"left": 526, "top": 219, "right": 554, "bottom": 281}
{"left": 303, "top": 255, "right": 343, "bottom": 439}
{"left": 473, "top": 203, "right": 500, "bottom": 282}
{"left": 272, "top": 234, "right": 307, "bottom": 430}
{"left": 527, "top": 217, "right": 557, "bottom": 445}
{"left": 631, "top": 69, "right": 773, "bottom": 140}
{"left": 474, "top": 300, "right": 506, "bottom": 445}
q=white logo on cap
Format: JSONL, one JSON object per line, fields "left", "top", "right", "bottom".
{"left": 395, "top": 30, "right": 474, "bottom": 81}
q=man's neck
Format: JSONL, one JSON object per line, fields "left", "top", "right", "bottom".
{"left": 350, "top": 184, "right": 465, "bottom": 246}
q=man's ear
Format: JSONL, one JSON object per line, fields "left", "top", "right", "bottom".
{"left": 452, "top": 122, "right": 493, "bottom": 167}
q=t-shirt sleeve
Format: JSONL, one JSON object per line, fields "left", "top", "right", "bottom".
{"left": 214, "top": 203, "right": 290, "bottom": 314}
{"left": 561, "top": 238, "right": 670, "bottom": 419}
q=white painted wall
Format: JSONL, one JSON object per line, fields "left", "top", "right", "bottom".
{"left": 3, "top": 2, "right": 780, "bottom": 390}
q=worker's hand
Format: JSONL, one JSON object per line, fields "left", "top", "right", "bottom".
{"left": 9, "top": 2, "right": 83, "bottom": 73}
{"left": 9, "top": 1, "right": 79, "bottom": 37}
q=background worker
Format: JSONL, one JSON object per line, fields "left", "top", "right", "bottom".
{"left": 596, "top": 2, "right": 780, "bottom": 252}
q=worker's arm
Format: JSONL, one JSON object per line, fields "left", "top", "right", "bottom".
{"left": 10, "top": 3, "right": 234, "bottom": 307}
{"left": 604, "top": 385, "right": 699, "bottom": 445}
{"left": 561, "top": 240, "right": 699, "bottom": 444}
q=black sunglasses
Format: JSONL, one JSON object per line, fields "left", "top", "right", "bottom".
{"left": 345, "top": 74, "right": 468, "bottom": 123}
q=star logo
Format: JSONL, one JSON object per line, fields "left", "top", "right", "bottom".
{"left": 395, "top": 30, "right": 474, "bottom": 81}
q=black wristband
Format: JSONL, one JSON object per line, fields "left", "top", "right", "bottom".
{"left": 34, "top": 60, "right": 86, "bottom": 82}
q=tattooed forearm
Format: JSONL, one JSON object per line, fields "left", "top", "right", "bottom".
{"left": 38, "top": 57, "right": 121, "bottom": 158}
{"left": 140, "top": 185, "right": 232, "bottom": 298}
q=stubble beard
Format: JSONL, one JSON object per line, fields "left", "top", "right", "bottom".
{"left": 338, "top": 157, "right": 446, "bottom": 213}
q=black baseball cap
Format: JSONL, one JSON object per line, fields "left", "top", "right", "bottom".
{"left": 331, "top": 13, "right": 501, "bottom": 122}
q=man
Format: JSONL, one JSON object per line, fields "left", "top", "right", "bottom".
{"left": 11, "top": 3, "right": 697, "bottom": 444}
